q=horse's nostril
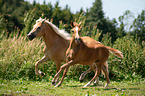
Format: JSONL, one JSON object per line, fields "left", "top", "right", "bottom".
{"left": 27, "top": 33, "right": 35, "bottom": 40}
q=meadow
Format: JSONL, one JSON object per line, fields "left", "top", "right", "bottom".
{"left": 1, "top": 78, "right": 145, "bottom": 96}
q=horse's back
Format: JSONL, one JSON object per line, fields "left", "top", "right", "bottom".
{"left": 81, "top": 36, "right": 101, "bottom": 45}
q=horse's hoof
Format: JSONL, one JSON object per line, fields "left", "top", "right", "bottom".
{"left": 41, "top": 72, "right": 45, "bottom": 76}
{"left": 80, "top": 79, "right": 84, "bottom": 83}
{"left": 92, "top": 82, "right": 99, "bottom": 86}
{"left": 54, "top": 85, "right": 58, "bottom": 87}
{"left": 83, "top": 85, "right": 88, "bottom": 88}
{"left": 104, "top": 84, "right": 108, "bottom": 88}
{"left": 51, "top": 82, "right": 56, "bottom": 85}
{"left": 54, "top": 83, "right": 61, "bottom": 87}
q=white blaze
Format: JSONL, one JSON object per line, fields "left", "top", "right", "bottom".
{"left": 75, "top": 27, "right": 80, "bottom": 38}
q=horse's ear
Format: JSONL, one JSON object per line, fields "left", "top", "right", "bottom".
{"left": 78, "top": 22, "right": 81, "bottom": 27}
{"left": 71, "top": 21, "right": 74, "bottom": 28}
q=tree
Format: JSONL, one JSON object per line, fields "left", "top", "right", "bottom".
{"left": 131, "top": 10, "right": 145, "bottom": 41}
{"left": 85, "top": 0, "right": 118, "bottom": 42}
{"left": 33, "top": 0, "right": 36, "bottom": 6}
{"left": 86, "top": 0, "right": 104, "bottom": 30}
{"left": 0, "top": 0, "right": 31, "bottom": 35}
{"left": 51, "top": 1, "right": 63, "bottom": 26}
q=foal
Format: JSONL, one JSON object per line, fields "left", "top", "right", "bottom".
{"left": 52, "top": 22, "right": 123, "bottom": 87}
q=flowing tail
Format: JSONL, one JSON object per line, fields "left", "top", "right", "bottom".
{"left": 106, "top": 46, "right": 124, "bottom": 58}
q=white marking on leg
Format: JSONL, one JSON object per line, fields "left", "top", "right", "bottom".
{"left": 84, "top": 81, "right": 91, "bottom": 87}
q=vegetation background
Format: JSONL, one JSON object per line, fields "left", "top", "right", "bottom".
{"left": 0, "top": 0, "right": 145, "bottom": 95}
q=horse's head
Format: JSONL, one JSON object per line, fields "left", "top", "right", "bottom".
{"left": 71, "top": 21, "right": 82, "bottom": 43}
{"left": 27, "top": 17, "right": 46, "bottom": 40}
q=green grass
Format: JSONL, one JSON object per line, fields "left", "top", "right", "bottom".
{"left": 1, "top": 78, "right": 145, "bottom": 96}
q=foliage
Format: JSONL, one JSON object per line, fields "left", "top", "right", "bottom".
{"left": 0, "top": 0, "right": 32, "bottom": 34}
{"left": 108, "top": 35, "right": 145, "bottom": 80}
{"left": 130, "top": 10, "right": 145, "bottom": 41}
{"left": 85, "top": 0, "right": 118, "bottom": 42}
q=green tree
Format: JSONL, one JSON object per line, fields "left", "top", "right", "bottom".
{"left": 0, "top": 0, "right": 32, "bottom": 35}
{"left": 33, "top": 0, "right": 36, "bottom": 6}
{"left": 85, "top": 0, "right": 118, "bottom": 42}
{"left": 131, "top": 10, "right": 145, "bottom": 41}
{"left": 51, "top": 1, "right": 63, "bottom": 26}
{"left": 86, "top": 0, "right": 104, "bottom": 30}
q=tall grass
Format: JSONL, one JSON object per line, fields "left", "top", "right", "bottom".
{"left": 0, "top": 33, "right": 45, "bottom": 80}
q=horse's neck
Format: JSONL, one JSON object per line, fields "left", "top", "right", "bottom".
{"left": 69, "top": 38, "right": 81, "bottom": 51}
{"left": 43, "top": 23, "right": 69, "bottom": 49}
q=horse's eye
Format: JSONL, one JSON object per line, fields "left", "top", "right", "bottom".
{"left": 38, "top": 27, "right": 41, "bottom": 29}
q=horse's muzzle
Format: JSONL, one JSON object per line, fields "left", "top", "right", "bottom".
{"left": 75, "top": 38, "right": 81, "bottom": 43}
{"left": 27, "top": 33, "right": 35, "bottom": 40}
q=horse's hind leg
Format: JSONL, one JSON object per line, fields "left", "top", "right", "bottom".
{"left": 35, "top": 56, "right": 49, "bottom": 76}
{"left": 79, "top": 63, "right": 98, "bottom": 83}
{"left": 94, "top": 61, "right": 109, "bottom": 85}
{"left": 101, "top": 65, "right": 110, "bottom": 87}
{"left": 84, "top": 64, "right": 101, "bottom": 87}
{"left": 79, "top": 67, "right": 93, "bottom": 83}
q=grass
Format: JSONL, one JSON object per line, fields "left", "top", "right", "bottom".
{"left": 0, "top": 78, "right": 145, "bottom": 96}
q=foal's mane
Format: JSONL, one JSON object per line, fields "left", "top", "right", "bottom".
{"left": 36, "top": 18, "right": 71, "bottom": 40}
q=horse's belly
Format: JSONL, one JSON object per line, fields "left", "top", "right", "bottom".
{"left": 77, "top": 58, "right": 97, "bottom": 65}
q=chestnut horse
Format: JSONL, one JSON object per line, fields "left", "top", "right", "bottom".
{"left": 27, "top": 18, "right": 106, "bottom": 84}
{"left": 52, "top": 22, "right": 123, "bottom": 87}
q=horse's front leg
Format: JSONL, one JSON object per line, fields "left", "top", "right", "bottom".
{"left": 52, "top": 60, "right": 76, "bottom": 87}
{"left": 35, "top": 56, "right": 49, "bottom": 76}
{"left": 51, "top": 61, "right": 61, "bottom": 85}
{"left": 54, "top": 67, "right": 69, "bottom": 87}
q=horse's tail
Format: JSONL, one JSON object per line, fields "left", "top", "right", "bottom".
{"left": 106, "top": 46, "right": 124, "bottom": 58}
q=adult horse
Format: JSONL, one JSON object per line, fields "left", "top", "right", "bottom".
{"left": 27, "top": 18, "right": 106, "bottom": 84}
{"left": 52, "top": 22, "right": 123, "bottom": 87}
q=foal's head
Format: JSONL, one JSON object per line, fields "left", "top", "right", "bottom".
{"left": 71, "top": 22, "right": 82, "bottom": 43}
{"left": 27, "top": 17, "right": 46, "bottom": 40}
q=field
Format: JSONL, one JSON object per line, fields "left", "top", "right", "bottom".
{"left": 1, "top": 78, "right": 145, "bottom": 96}
{"left": 1, "top": 0, "right": 145, "bottom": 96}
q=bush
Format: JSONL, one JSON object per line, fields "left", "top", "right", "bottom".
{"left": 108, "top": 35, "right": 145, "bottom": 80}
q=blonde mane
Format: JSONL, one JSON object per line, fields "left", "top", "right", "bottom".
{"left": 36, "top": 18, "right": 71, "bottom": 40}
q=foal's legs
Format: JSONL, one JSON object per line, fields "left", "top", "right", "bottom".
{"left": 101, "top": 65, "right": 110, "bottom": 87}
{"left": 83, "top": 64, "right": 102, "bottom": 87}
{"left": 52, "top": 60, "right": 76, "bottom": 87}
{"left": 79, "top": 62, "right": 109, "bottom": 85}
{"left": 35, "top": 56, "right": 49, "bottom": 76}
{"left": 79, "top": 65, "right": 93, "bottom": 82}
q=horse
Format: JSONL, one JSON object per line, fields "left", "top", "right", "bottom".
{"left": 27, "top": 18, "right": 107, "bottom": 85}
{"left": 52, "top": 22, "right": 123, "bottom": 87}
